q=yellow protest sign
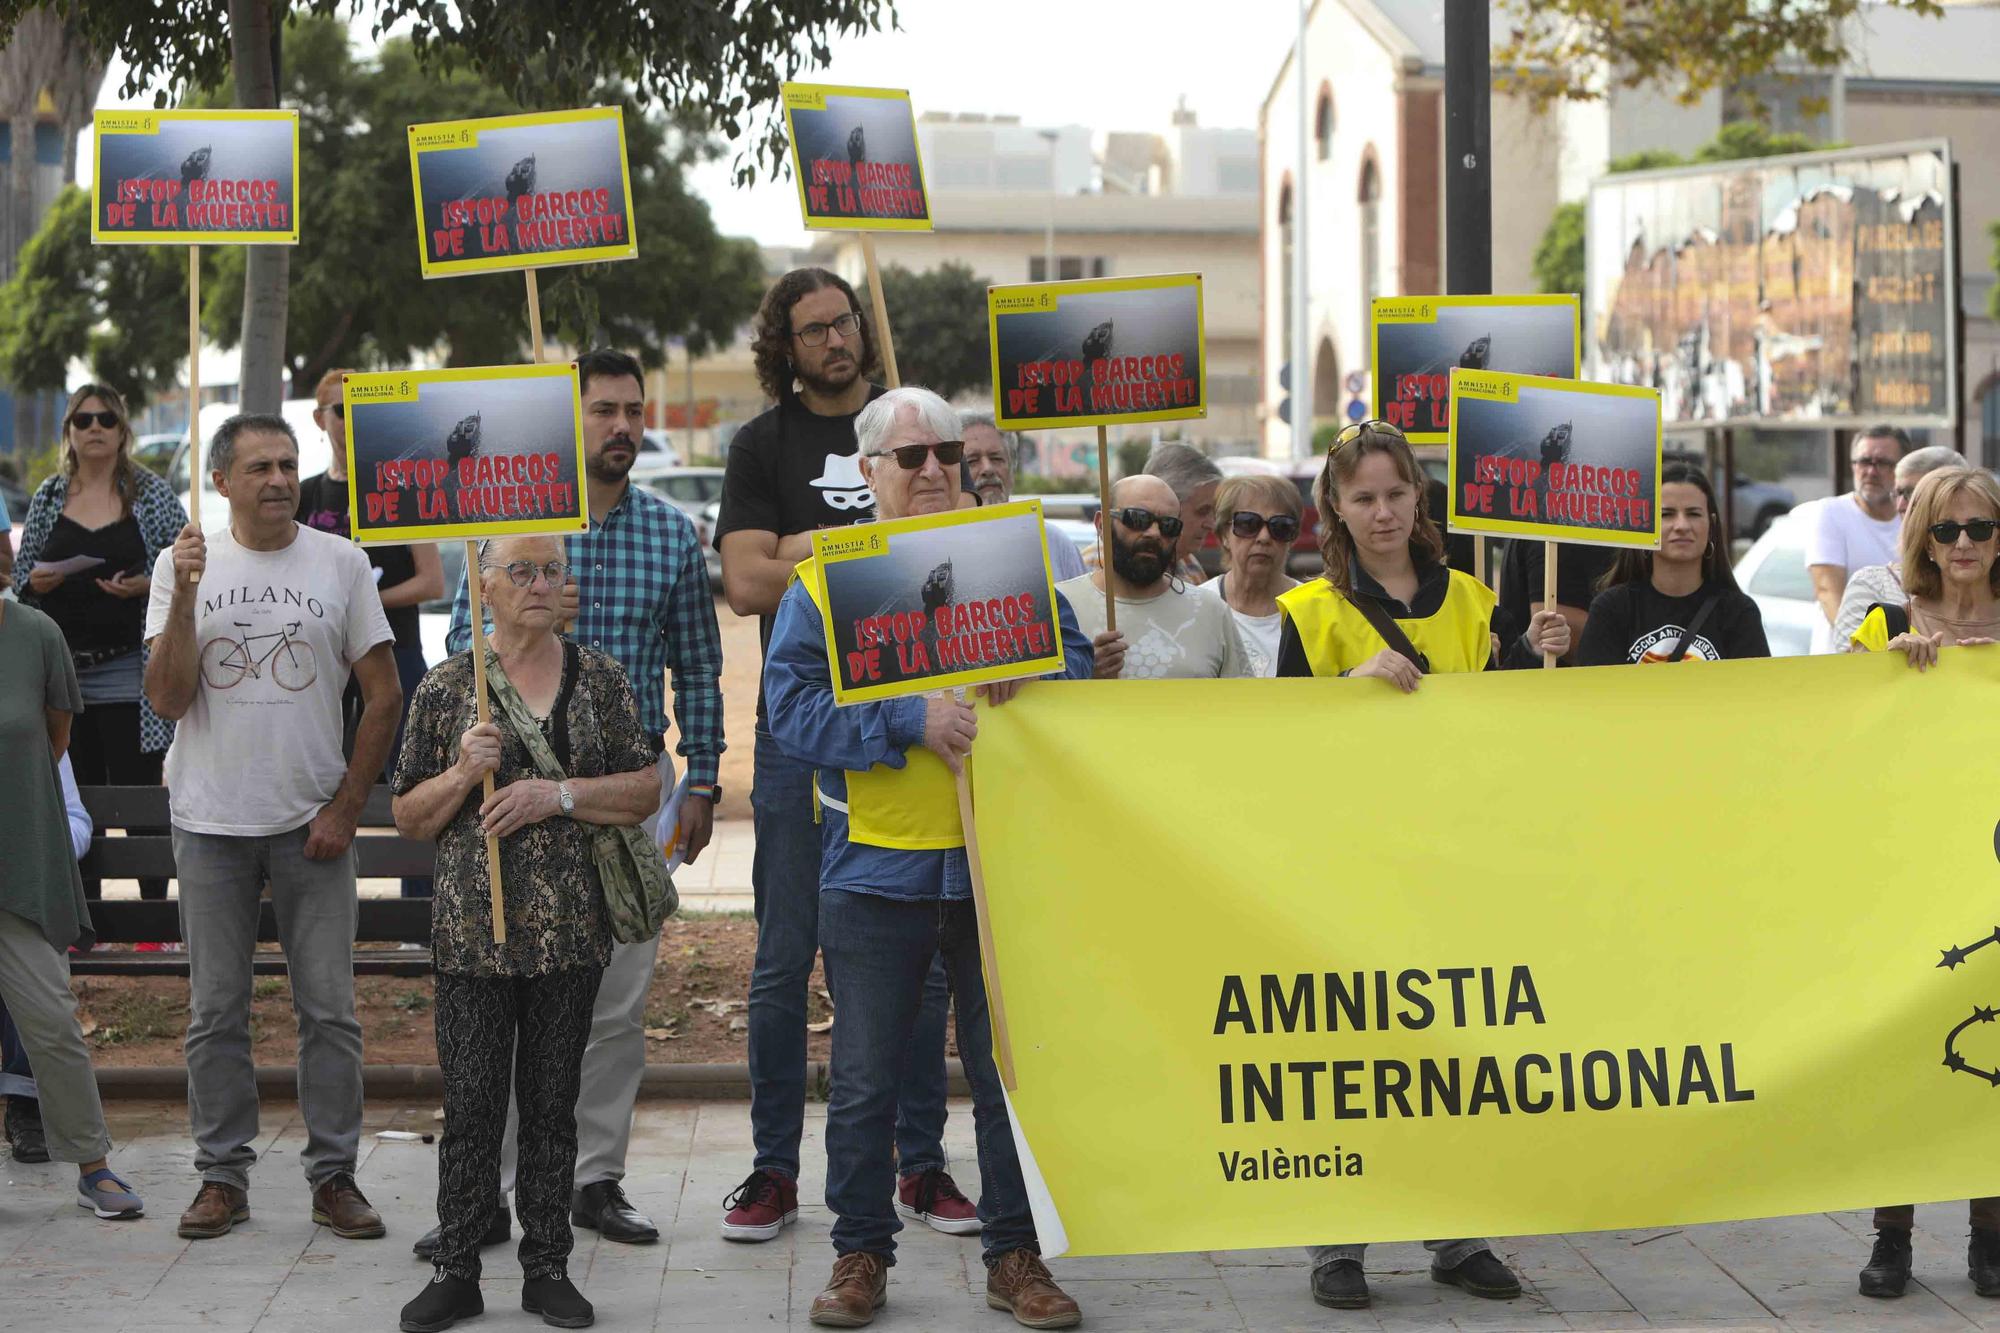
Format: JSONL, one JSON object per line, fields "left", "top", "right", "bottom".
{"left": 781, "top": 83, "right": 931, "bottom": 232}
{"left": 988, "top": 273, "right": 1207, "bottom": 430}
{"left": 970, "top": 653, "right": 2000, "bottom": 1257}
{"left": 92, "top": 109, "right": 299, "bottom": 245}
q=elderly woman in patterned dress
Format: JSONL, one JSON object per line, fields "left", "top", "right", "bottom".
{"left": 391, "top": 533, "right": 659, "bottom": 1333}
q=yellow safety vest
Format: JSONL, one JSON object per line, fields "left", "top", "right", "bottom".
{"left": 795, "top": 558, "right": 964, "bottom": 851}
{"left": 1277, "top": 570, "right": 1497, "bottom": 677}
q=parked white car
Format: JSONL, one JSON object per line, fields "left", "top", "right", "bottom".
{"left": 1732, "top": 512, "right": 1821, "bottom": 657}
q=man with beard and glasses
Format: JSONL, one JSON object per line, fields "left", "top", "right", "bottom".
{"left": 715, "top": 270, "right": 977, "bottom": 1245}
{"left": 1056, "top": 474, "right": 1253, "bottom": 679}
{"left": 434, "top": 347, "right": 724, "bottom": 1255}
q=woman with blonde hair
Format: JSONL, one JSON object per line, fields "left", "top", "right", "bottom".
{"left": 13, "top": 383, "right": 186, "bottom": 905}
{"left": 1200, "top": 474, "right": 1303, "bottom": 676}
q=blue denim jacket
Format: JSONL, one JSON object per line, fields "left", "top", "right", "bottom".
{"left": 764, "top": 576, "right": 1096, "bottom": 901}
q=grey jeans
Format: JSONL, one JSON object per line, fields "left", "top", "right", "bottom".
{"left": 0, "top": 909, "right": 110, "bottom": 1163}
{"left": 1308, "top": 1238, "right": 1490, "bottom": 1271}
{"left": 174, "top": 823, "right": 364, "bottom": 1190}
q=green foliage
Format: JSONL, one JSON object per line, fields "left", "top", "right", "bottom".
{"left": 1691, "top": 123, "right": 1827, "bottom": 163}
{"left": 1494, "top": 0, "right": 1943, "bottom": 110}
{"left": 1533, "top": 202, "right": 1587, "bottom": 299}
{"left": 859, "top": 262, "right": 991, "bottom": 399}
{"left": 1114, "top": 439, "right": 1149, "bottom": 478}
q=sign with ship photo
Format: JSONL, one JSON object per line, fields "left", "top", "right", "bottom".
{"left": 988, "top": 273, "right": 1207, "bottom": 431}
{"left": 1370, "top": 295, "right": 1580, "bottom": 444}
{"left": 407, "top": 107, "right": 638, "bottom": 277}
{"left": 341, "top": 364, "right": 588, "bottom": 544}
{"left": 92, "top": 109, "right": 299, "bottom": 245}
{"left": 781, "top": 83, "right": 931, "bottom": 231}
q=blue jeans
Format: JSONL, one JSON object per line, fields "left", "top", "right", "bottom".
{"left": 818, "top": 889, "right": 1035, "bottom": 1265}
{"left": 747, "top": 733, "right": 949, "bottom": 1181}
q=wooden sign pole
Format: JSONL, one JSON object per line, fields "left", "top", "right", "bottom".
{"left": 466, "top": 550, "right": 507, "bottom": 943}
{"left": 186, "top": 245, "right": 202, "bottom": 582}
{"left": 859, "top": 234, "right": 900, "bottom": 388}
{"left": 524, "top": 270, "right": 545, "bottom": 363}
{"left": 955, "top": 761, "right": 1017, "bottom": 1091}
{"left": 1095, "top": 424, "right": 1116, "bottom": 633}
{"left": 1542, "top": 539, "right": 1559, "bottom": 669}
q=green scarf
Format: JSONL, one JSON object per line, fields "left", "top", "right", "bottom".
{"left": 482, "top": 645, "right": 676, "bottom": 944}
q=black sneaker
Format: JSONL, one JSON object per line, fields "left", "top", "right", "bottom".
{"left": 1860, "top": 1227, "right": 1913, "bottom": 1298}
{"left": 523, "top": 1271, "right": 595, "bottom": 1328}
{"left": 412, "top": 1203, "right": 512, "bottom": 1261}
{"left": 1310, "top": 1258, "right": 1369, "bottom": 1309}
{"left": 1431, "top": 1249, "right": 1522, "bottom": 1299}
{"left": 5, "top": 1097, "right": 48, "bottom": 1164}
{"left": 400, "top": 1272, "right": 484, "bottom": 1332}
{"left": 1969, "top": 1226, "right": 2000, "bottom": 1297}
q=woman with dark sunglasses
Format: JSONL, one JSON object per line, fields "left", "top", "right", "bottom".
{"left": 1851, "top": 467, "right": 2000, "bottom": 669}
{"left": 1576, "top": 463, "right": 1768, "bottom": 665}
{"left": 12, "top": 383, "right": 187, "bottom": 906}
{"left": 1201, "top": 475, "right": 1302, "bottom": 676}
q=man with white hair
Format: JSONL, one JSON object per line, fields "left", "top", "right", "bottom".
{"left": 959, "top": 412, "right": 1086, "bottom": 581}
{"left": 764, "top": 386, "right": 1092, "bottom": 1329}
{"left": 1832, "top": 444, "right": 1962, "bottom": 648}
{"left": 1143, "top": 441, "right": 1222, "bottom": 583}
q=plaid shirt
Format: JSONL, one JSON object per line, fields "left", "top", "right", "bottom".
{"left": 448, "top": 484, "right": 724, "bottom": 788}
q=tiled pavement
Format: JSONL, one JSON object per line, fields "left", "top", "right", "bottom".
{"left": 4, "top": 1097, "right": 1998, "bottom": 1331}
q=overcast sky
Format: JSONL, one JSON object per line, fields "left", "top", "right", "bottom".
{"left": 93, "top": 0, "right": 1300, "bottom": 248}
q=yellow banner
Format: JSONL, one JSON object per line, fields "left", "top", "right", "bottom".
{"left": 969, "top": 654, "right": 2000, "bottom": 1257}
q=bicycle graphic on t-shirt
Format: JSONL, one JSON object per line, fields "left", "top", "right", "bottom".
{"left": 199, "top": 620, "right": 319, "bottom": 692}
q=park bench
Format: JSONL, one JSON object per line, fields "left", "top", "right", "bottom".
{"left": 73, "top": 785, "right": 435, "bottom": 978}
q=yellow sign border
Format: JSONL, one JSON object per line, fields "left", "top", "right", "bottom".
{"left": 1446, "top": 369, "right": 1663, "bottom": 550}
{"left": 90, "top": 108, "right": 300, "bottom": 246}
{"left": 340, "top": 362, "right": 590, "bottom": 545}
{"left": 1369, "top": 294, "right": 1581, "bottom": 445}
{"left": 781, "top": 82, "right": 933, "bottom": 233}
{"left": 813, "top": 500, "right": 1063, "bottom": 706}
{"left": 406, "top": 106, "right": 639, "bottom": 279}
{"left": 987, "top": 273, "right": 1208, "bottom": 432}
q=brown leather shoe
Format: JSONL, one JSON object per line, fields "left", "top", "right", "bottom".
{"left": 986, "top": 1248, "right": 1081, "bottom": 1329}
{"left": 808, "top": 1251, "right": 888, "bottom": 1327}
{"left": 311, "top": 1171, "right": 386, "bottom": 1239}
{"left": 178, "top": 1181, "right": 249, "bottom": 1239}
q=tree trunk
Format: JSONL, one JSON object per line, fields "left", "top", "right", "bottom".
{"left": 230, "top": 0, "right": 287, "bottom": 413}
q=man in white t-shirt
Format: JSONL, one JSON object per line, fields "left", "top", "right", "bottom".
{"left": 1057, "top": 474, "right": 1252, "bottom": 679}
{"left": 144, "top": 414, "right": 400, "bottom": 1243}
{"left": 1806, "top": 425, "right": 1907, "bottom": 653}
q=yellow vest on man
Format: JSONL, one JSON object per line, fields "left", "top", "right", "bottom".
{"left": 795, "top": 557, "right": 964, "bottom": 850}
{"left": 1277, "top": 570, "right": 1497, "bottom": 677}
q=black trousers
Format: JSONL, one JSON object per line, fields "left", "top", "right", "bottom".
{"left": 66, "top": 702, "right": 167, "bottom": 901}
{"left": 432, "top": 966, "right": 602, "bottom": 1280}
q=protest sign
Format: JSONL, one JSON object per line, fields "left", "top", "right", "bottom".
{"left": 781, "top": 83, "right": 931, "bottom": 232}
{"left": 809, "top": 501, "right": 1062, "bottom": 706}
{"left": 989, "top": 274, "right": 1207, "bottom": 431}
{"left": 1448, "top": 370, "right": 1661, "bottom": 550}
{"left": 341, "top": 364, "right": 587, "bottom": 545}
{"left": 407, "top": 107, "right": 638, "bottom": 278}
{"left": 1370, "top": 295, "right": 1579, "bottom": 444}
{"left": 92, "top": 109, "right": 299, "bottom": 245}
{"left": 971, "top": 654, "right": 2000, "bottom": 1256}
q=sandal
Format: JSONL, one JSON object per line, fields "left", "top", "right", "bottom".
{"left": 77, "top": 1167, "right": 145, "bottom": 1220}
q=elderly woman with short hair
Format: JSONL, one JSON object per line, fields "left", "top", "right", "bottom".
{"left": 1201, "top": 474, "right": 1303, "bottom": 676}
{"left": 392, "top": 533, "right": 661, "bottom": 1333}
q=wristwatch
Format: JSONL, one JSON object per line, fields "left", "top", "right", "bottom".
{"left": 557, "top": 782, "right": 575, "bottom": 816}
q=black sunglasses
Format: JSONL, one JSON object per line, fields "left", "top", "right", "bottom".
{"left": 1929, "top": 519, "right": 2000, "bottom": 545}
{"left": 1111, "top": 506, "right": 1184, "bottom": 540}
{"left": 870, "top": 440, "right": 964, "bottom": 471}
{"left": 69, "top": 410, "right": 120, "bottom": 431}
{"left": 1229, "top": 512, "right": 1301, "bottom": 542}
{"left": 324, "top": 402, "right": 345, "bottom": 418}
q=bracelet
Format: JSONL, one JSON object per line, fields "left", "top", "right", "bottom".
{"left": 686, "top": 784, "right": 717, "bottom": 799}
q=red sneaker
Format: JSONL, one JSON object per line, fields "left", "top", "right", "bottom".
{"left": 896, "top": 1168, "right": 981, "bottom": 1235}
{"left": 720, "top": 1168, "right": 798, "bottom": 1242}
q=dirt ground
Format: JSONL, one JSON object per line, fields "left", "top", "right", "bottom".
{"left": 714, "top": 593, "right": 759, "bottom": 821}
{"left": 76, "top": 916, "right": 838, "bottom": 1068}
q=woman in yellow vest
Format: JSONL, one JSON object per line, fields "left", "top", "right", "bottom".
{"left": 1275, "top": 420, "right": 1568, "bottom": 689}
{"left": 1846, "top": 464, "right": 2000, "bottom": 1301}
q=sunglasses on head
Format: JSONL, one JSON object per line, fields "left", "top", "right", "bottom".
{"left": 1111, "top": 506, "right": 1184, "bottom": 539}
{"left": 870, "top": 440, "right": 964, "bottom": 471}
{"left": 1330, "top": 418, "right": 1399, "bottom": 452}
{"left": 1228, "top": 512, "right": 1301, "bottom": 542}
{"left": 1929, "top": 519, "right": 2000, "bottom": 544}
{"left": 69, "top": 410, "right": 120, "bottom": 431}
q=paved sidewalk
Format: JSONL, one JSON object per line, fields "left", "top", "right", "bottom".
{"left": 4, "top": 1097, "right": 1998, "bottom": 1331}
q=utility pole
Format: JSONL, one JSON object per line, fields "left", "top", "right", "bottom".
{"left": 1444, "top": 0, "right": 1491, "bottom": 297}
{"left": 1292, "top": 0, "right": 1313, "bottom": 460}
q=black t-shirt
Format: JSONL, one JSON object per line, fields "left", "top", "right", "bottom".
{"left": 1494, "top": 537, "right": 1617, "bottom": 646}
{"left": 296, "top": 472, "right": 420, "bottom": 649}
{"left": 36, "top": 512, "right": 147, "bottom": 655}
{"left": 715, "top": 384, "right": 886, "bottom": 726}
{"left": 1577, "top": 579, "right": 1770, "bottom": 665}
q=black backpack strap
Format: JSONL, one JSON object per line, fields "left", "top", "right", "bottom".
{"left": 1664, "top": 595, "right": 1723, "bottom": 663}
{"left": 1341, "top": 591, "right": 1431, "bottom": 675}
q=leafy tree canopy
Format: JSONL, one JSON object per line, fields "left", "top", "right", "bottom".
{"left": 862, "top": 261, "right": 992, "bottom": 401}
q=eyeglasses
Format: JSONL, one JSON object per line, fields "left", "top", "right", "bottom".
{"left": 1928, "top": 519, "right": 2000, "bottom": 545}
{"left": 489, "top": 559, "right": 571, "bottom": 588}
{"left": 1894, "top": 485, "right": 1915, "bottom": 502}
{"left": 1110, "top": 506, "right": 1184, "bottom": 539}
{"left": 1228, "top": 512, "right": 1301, "bottom": 542}
{"left": 868, "top": 440, "right": 964, "bottom": 471}
{"left": 322, "top": 402, "right": 344, "bottom": 419}
{"left": 791, "top": 312, "right": 862, "bottom": 347}
{"left": 69, "top": 410, "right": 120, "bottom": 431}
{"left": 1853, "top": 455, "right": 1898, "bottom": 470}
{"left": 1331, "top": 418, "right": 1399, "bottom": 452}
